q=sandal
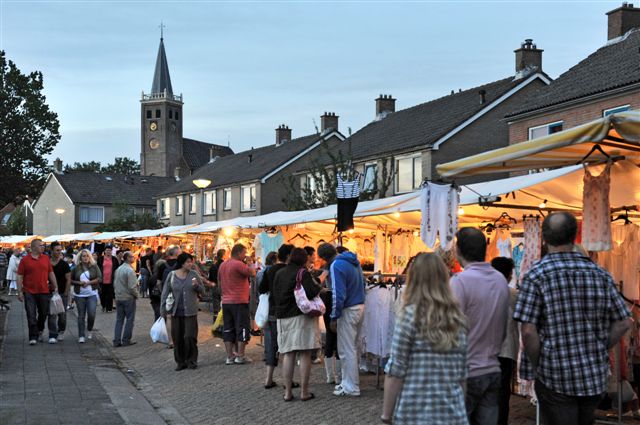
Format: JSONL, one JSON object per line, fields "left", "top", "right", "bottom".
{"left": 301, "top": 393, "right": 316, "bottom": 402}
{"left": 264, "top": 382, "right": 277, "bottom": 389}
{"left": 283, "top": 382, "right": 300, "bottom": 389}
{"left": 283, "top": 395, "right": 295, "bottom": 402}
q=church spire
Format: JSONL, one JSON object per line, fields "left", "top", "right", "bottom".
{"left": 151, "top": 23, "right": 173, "bottom": 96}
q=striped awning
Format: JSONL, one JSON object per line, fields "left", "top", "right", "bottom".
{"left": 436, "top": 111, "right": 640, "bottom": 178}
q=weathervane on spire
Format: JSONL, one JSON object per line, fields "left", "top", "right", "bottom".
{"left": 159, "top": 21, "right": 166, "bottom": 40}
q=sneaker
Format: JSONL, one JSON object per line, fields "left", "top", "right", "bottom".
{"left": 48, "top": 338, "right": 57, "bottom": 344}
{"left": 78, "top": 337, "right": 85, "bottom": 344}
{"left": 234, "top": 356, "right": 246, "bottom": 365}
{"left": 333, "top": 387, "right": 360, "bottom": 397}
{"left": 29, "top": 340, "right": 37, "bottom": 345}
{"left": 225, "top": 357, "right": 236, "bottom": 365}
{"left": 335, "top": 384, "right": 343, "bottom": 391}
{"left": 87, "top": 332, "right": 92, "bottom": 340}
{"left": 56, "top": 334, "right": 64, "bottom": 341}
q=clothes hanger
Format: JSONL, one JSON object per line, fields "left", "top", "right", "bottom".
{"left": 578, "top": 144, "right": 610, "bottom": 165}
{"left": 494, "top": 212, "right": 518, "bottom": 226}
{"left": 611, "top": 210, "right": 632, "bottom": 225}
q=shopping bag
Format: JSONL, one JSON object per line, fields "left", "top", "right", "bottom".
{"left": 150, "top": 317, "right": 170, "bottom": 344}
{"left": 212, "top": 309, "right": 224, "bottom": 331}
{"left": 49, "top": 293, "right": 65, "bottom": 315}
{"left": 255, "top": 293, "right": 270, "bottom": 329}
{"left": 294, "top": 268, "right": 325, "bottom": 317}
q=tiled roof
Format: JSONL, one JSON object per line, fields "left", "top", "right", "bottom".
{"left": 182, "top": 138, "right": 234, "bottom": 171}
{"left": 158, "top": 133, "right": 325, "bottom": 196}
{"left": 508, "top": 29, "right": 640, "bottom": 117}
{"left": 53, "top": 172, "right": 176, "bottom": 206}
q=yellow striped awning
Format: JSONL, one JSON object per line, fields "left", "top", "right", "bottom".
{"left": 436, "top": 111, "right": 640, "bottom": 178}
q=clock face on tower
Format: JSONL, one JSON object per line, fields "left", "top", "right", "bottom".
{"left": 149, "top": 121, "right": 158, "bottom": 131}
{"left": 149, "top": 138, "right": 160, "bottom": 150}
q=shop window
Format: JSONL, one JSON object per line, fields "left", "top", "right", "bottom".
{"left": 395, "top": 155, "right": 421, "bottom": 194}
{"left": 241, "top": 185, "right": 257, "bottom": 212}
{"left": 189, "top": 193, "right": 196, "bottom": 214}
{"left": 603, "top": 105, "right": 630, "bottom": 117}
{"left": 528, "top": 121, "right": 563, "bottom": 140}
{"left": 176, "top": 196, "right": 183, "bottom": 215}
{"left": 223, "top": 188, "right": 232, "bottom": 211}
{"left": 79, "top": 206, "right": 104, "bottom": 224}
{"left": 204, "top": 190, "right": 216, "bottom": 215}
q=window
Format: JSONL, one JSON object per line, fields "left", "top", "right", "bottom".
{"left": 175, "top": 111, "right": 179, "bottom": 120}
{"left": 223, "top": 188, "right": 232, "bottom": 211}
{"left": 603, "top": 105, "right": 630, "bottom": 117}
{"left": 395, "top": 155, "right": 422, "bottom": 194}
{"left": 146, "top": 110, "right": 152, "bottom": 119}
{"left": 204, "top": 190, "right": 216, "bottom": 215}
{"left": 79, "top": 206, "right": 104, "bottom": 224}
{"left": 175, "top": 196, "right": 183, "bottom": 215}
{"left": 241, "top": 185, "right": 257, "bottom": 212}
{"left": 362, "top": 164, "right": 377, "bottom": 192}
{"left": 160, "top": 198, "right": 169, "bottom": 218}
{"left": 155, "top": 109, "right": 161, "bottom": 118}
{"left": 1, "top": 213, "right": 11, "bottom": 225}
{"left": 528, "top": 121, "right": 563, "bottom": 140}
{"left": 169, "top": 110, "right": 173, "bottom": 119}
{"left": 300, "top": 174, "right": 325, "bottom": 204}
{"left": 189, "top": 193, "right": 196, "bottom": 214}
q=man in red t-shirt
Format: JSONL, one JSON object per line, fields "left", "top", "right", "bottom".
{"left": 17, "top": 239, "right": 58, "bottom": 345}
{"left": 218, "top": 243, "right": 256, "bottom": 364}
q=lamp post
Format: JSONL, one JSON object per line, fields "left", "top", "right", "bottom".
{"left": 54, "top": 208, "right": 65, "bottom": 234}
{"left": 192, "top": 179, "right": 212, "bottom": 223}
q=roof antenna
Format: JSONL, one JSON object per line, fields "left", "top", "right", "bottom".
{"left": 227, "top": 134, "right": 230, "bottom": 148}
{"left": 159, "top": 21, "right": 165, "bottom": 40}
{"left": 312, "top": 118, "right": 319, "bottom": 134}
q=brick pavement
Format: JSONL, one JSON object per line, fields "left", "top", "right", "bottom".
{"left": 0, "top": 296, "right": 167, "bottom": 425}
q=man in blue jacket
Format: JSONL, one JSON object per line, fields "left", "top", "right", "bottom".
{"left": 318, "top": 243, "right": 365, "bottom": 397}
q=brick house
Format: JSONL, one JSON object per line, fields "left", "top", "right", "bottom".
{"left": 507, "top": 4, "right": 640, "bottom": 146}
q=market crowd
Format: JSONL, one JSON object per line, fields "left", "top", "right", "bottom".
{"left": 2, "top": 212, "right": 634, "bottom": 425}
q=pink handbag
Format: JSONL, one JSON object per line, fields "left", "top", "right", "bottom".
{"left": 294, "top": 268, "right": 325, "bottom": 317}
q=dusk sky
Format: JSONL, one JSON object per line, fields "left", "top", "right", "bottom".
{"left": 1, "top": 1, "right": 620, "bottom": 166}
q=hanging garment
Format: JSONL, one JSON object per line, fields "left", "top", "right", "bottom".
{"left": 420, "top": 182, "right": 459, "bottom": 250}
{"left": 361, "top": 286, "right": 393, "bottom": 357}
{"left": 582, "top": 164, "right": 612, "bottom": 252}
{"left": 496, "top": 229, "right": 513, "bottom": 258}
{"left": 336, "top": 175, "right": 360, "bottom": 232}
{"left": 519, "top": 218, "right": 541, "bottom": 278}
{"left": 512, "top": 244, "right": 525, "bottom": 282}
{"left": 252, "top": 231, "right": 285, "bottom": 262}
{"left": 374, "top": 231, "right": 385, "bottom": 273}
{"left": 597, "top": 224, "right": 640, "bottom": 300}
{"left": 390, "top": 234, "right": 411, "bottom": 274}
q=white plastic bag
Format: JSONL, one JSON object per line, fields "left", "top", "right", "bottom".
{"left": 49, "top": 293, "right": 65, "bottom": 315}
{"left": 255, "top": 293, "right": 270, "bottom": 329}
{"left": 150, "top": 317, "right": 170, "bottom": 344}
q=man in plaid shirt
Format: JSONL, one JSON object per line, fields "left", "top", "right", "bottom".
{"left": 514, "top": 212, "right": 631, "bottom": 425}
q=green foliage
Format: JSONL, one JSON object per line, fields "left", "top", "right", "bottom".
{"left": 0, "top": 51, "right": 61, "bottom": 205}
{"left": 64, "top": 157, "right": 140, "bottom": 175}
{"left": 94, "top": 201, "right": 163, "bottom": 232}
{"left": 281, "top": 139, "right": 395, "bottom": 211}
{"left": 6, "top": 206, "right": 27, "bottom": 235}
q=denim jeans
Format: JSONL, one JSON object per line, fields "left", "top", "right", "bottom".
{"left": 535, "top": 379, "right": 603, "bottom": 425}
{"left": 263, "top": 318, "right": 278, "bottom": 367}
{"left": 498, "top": 357, "right": 516, "bottom": 425}
{"left": 75, "top": 295, "right": 97, "bottom": 338}
{"left": 24, "top": 292, "right": 56, "bottom": 340}
{"left": 113, "top": 298, "right": 136, "bottom": 345}
{"left": 49, "top": 295, "right": 68, "bottom": 335}
{"left": 465, "top": 371, "right": 502, "bottom": 425}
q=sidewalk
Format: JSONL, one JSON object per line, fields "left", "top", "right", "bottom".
{"left": 0, "top": 296, "right": 169, "bottom": 425}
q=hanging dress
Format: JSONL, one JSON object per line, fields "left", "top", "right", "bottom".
{"left": 582, "top": 163, "right": 612, "bottom": 252}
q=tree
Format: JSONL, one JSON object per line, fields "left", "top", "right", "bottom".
{"left": 281, "top": 139, "right": 395, "bottom": 211}
{"left": 64, "top": 157, "right": 140, "bottom": 175}
{"left": 0, "top": 51, "right": 61, "bottom": 206}
{"left": 6, "top": 205, "right": 27, "bottom": 235}
{"left": 94, "top": 201, "right": 163, "bottom": 232}
{"left": 102, "top": 157, "right": 140, "bottom": 175}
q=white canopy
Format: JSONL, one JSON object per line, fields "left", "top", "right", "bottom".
{"left": 125, "top": 224, "right": 197, "bottom": 239}
{"left": 0, "top": 235, "right": 41, "bottom": 245}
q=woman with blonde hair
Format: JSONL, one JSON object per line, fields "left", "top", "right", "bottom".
{"left": 71, "top": 249, "right": 102, "bottom": 343}
{"left": 381, "top": 253, "right": 469, "bottom": 425}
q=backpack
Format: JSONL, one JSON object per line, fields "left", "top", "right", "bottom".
{"left": 149, "top": 259, "right": 167, "bottom": 297}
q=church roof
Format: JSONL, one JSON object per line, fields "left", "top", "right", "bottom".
{"left": 151, "top": 38, "right": 173, "bottom": 95}
{"left": 182, "top": 138, "right": 234, "bottom": 171}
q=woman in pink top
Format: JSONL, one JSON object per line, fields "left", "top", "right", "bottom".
{"left": 98, "top": 246, "right": 120, "bottom": 313}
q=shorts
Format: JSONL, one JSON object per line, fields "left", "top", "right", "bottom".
{"left": 222, "top": 303, "right": 250, "bottom": 343}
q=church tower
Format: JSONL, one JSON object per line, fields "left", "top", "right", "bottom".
{"left": 141, "top": 32, "right": 183, "bottom": 177}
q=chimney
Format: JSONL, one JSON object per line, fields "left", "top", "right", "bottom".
{"left": 479, "top": 89, "right": 487, "bottom": 104}
{"left": 375, "top": 95, "right": 396, "bottom": 120}
{"left": 320, "top": 112, "right": 339, "bottom": 134}
{"left": 607, "top": 3, "right": 640, "bottom": 40}
{"left": 174, "top": 166, "right": 181, "bottom": 181}
{"left": 275, "top": 124, "right": 291, "bottom": 146}
{"left": 53, "top": 158, "right": 63, "bottom": 174}
{"left": 209, "top": 146, "right": 215, "bottom": 163}
{"left": 514, "top": 39, "right": 543, "bottom": 79}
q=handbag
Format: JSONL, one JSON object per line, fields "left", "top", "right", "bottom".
{"left": 164, "top": 272, "right": 175, "bottom": 312}
{"left": 294, "top": 268, "right": 325, "bottom": 317}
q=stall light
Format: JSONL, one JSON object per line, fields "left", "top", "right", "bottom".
{"left": 413, "top": 230, "right": 419, "bottom": 237}
{"left": 393, "top": 210, "right": 401, "bottom": 218}
{"left": 207, "top": 243, "right": 212, "bottom": 248}
{"left": 223, "top": 227, "right": 234, "bottom": 237}
{"left": 458, "top": 207, "right": 465, "bottom": 216}
{"left": 348, "top": 229, "right": 354, "bottom": 234}
{"left": 538, "top": 199, "right": 548, "bottom": 209}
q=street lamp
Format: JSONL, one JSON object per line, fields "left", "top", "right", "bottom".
{"left": 192, "top": 179, "right": 212, "bottom": 223}
{"left": 54, "top": 208, "right": 65, "bottom": 234}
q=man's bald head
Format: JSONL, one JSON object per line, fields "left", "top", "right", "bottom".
{"left": 542, "top": 212, "right": 578, "bottom": 247}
